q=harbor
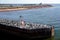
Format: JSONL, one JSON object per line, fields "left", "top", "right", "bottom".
{"left": 0, "top": 4, "right": 60, "bottom": 40}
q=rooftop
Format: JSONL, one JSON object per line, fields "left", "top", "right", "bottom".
{"left": 0, "top": 19, "right": 52, "bottom": 29}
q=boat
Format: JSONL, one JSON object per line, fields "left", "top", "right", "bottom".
{"left": 0, "top": 16, "right": 54, "bottom": 39}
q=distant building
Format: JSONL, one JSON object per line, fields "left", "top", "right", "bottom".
{"left": 39, "top": 3, "right": 42, "bottom": 5}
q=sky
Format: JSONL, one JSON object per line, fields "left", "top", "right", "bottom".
{"left": 0, "top": 0, "right": 60, "bottom": 4}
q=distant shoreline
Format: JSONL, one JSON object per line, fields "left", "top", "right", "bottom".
{"left": 0, "top": 8, "right": 28, "bottom": 12}
{"left": 0, "top": 4, "right": 52, "bottom": 12}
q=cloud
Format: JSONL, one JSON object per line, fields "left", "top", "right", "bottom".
{"left": 41, "top": 0, "right": 60, "bottom": 4}
{"left": 0, "top": 0, "right": 60, "bottom": 4}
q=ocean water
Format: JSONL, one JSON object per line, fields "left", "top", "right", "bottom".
{"left": 0, "top": 4, "right": 60, "bottom": 40}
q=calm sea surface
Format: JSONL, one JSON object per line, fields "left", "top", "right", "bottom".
{"left": 0, "top": 4, "right": 60, "bottom": 40}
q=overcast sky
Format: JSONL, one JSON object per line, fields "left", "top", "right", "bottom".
{"left": 0, "top": 0, "right": 60, "bottom": 4}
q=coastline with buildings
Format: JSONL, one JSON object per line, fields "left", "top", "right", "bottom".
{"left": 0, "top": 4, "right": 53, "bottom": 12}
{"left": 0, "top": 4, "right": 60, "bottom": 40}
